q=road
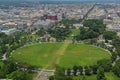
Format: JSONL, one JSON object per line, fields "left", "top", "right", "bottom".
{"left": 34, "top": 70, "right": 54, "bottom": 80}
{"left": 81, "top": 3, "right": 96, "bottom": 23}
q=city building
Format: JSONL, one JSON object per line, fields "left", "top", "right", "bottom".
{"left": 0, "top": 26, "right": 17, "bottom": 35}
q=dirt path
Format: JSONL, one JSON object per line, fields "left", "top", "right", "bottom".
{"left": 55, "top": 42, "right": 69, "bottom": 64}
{"left": 34, "top": 42, "right": 70, "bottom": 80}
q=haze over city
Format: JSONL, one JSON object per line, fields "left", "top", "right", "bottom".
{"left": 0, "top": 0, "right": 120, "bottom": 80}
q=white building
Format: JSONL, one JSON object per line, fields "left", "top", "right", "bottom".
{"left": 73, "top": 24, "right": 83, "bottom": 29}
{"left": 0, "top": 26, "right": 17, "bottom": 35}
{"left": 106, "top": 24, "right": 120, "bottom": 32}
{"left": 33, "top": 20, "right": 54, "bottom": 29}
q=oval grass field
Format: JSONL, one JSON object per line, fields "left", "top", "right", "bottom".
{"left": 11, "top": 43, "right": 110, "bottom": 69}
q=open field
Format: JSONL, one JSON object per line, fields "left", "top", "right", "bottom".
{"left": 71, "top": 29, "right": 80, "bottom": 36}
{"left": 67, "top": 29, "right": 80, "bottom": 40}
{"left": 59, "top": 43, "right": 110, "bottom": 68}
{"left": 11, "top": 43, "right": 110, "bottom": 69}
{"left": 73, "top": 72, "right": 120, "bottom": 80}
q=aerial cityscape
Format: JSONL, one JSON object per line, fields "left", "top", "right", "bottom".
{"left": 0, "top": 0, "right": 120, "bottom": 80}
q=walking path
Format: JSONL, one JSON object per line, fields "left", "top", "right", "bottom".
{"left": 34, "top": 42, "right": 70, "bottom": 80}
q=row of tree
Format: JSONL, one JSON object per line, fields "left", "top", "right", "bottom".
{"left": 49, "top": 58, "right": 112, "bottom": 80}
{"left": 0, "top": 60, "right": 34, "bottom": 80}
{"left": 48, "top": 27, "right": 71, "bottom": 41}
{"left": 0, "top": 32, "right": 40, "bottom": 58}
{"left": 0, "top": 32, "right": 40, "bottom": 80}
{"left": 74, "top": 19, "right": 106, "bottom": 41}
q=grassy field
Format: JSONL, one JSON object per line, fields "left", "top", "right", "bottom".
{"left": 71, "top": 29, "right": 80, "bottom": 36}
{"left": 11, "top": 43, "right": 110, "bottom": 69}
{"left": 11, "top": 43, "right": 62, "bottom": 68}
{"left": 59, "top": 43, "right": 110, "bottom": 68}
{"left": 67, "top": 29, "right": 80, "bottom": 40}
{"left": 73, "top": 72, "right": 120, "bottom": 80}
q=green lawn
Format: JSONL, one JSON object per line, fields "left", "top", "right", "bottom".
{"left": 73, "top": 72, "right": 120, "bottom": 80}
{"left": 72, "top": 29, "right": 80, "bottom": 36}
{"left": 59, "top": 43, "right": 110, "bottom": 68}
{"left": 105, "top": 72, "right": 120, "bottom": 80}
{"left": 67, "top": 29, "right": 80, "bottom": 40}
{"left": 11, "top": 43, "right": 110, "bottom": 69}
{"left": 11, "top": 43, "right": 62, "bottom": 68}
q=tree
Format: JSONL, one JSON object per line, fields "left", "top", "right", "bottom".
{"left": 6, "top": 61, "right": 17, "bottom": 74}
{"left": 83, "top": 19, "right": 106, "bottom": 34}
{"left": 80, "top": 27, "right": 86, "bottom": 34}
{"left": 0, "top": 64, "right": 8, "bottom": 78}
{"left": 74, "top": 19, "right": 105, "bottom": 41}
{"left": 97, "top": 67, "right": 107, "bottom": 80}
{"left": 91, "top": 65, "right": 98, "bottom": 74}
{"left": 67, "top": 68, "right": 71, "bottom": 76}
{"left": 112, "top": 37, "right": 120, "bottom": 56}
{"left": 75, "top": 30, "right": 99, "bottom": 41}
{"left": 112, "top": 37, "right": 120, "bottom": 48}
{"left": 54, "top": 66, "right": 66, "bottom": 80}
{"left": 82, "top": 76, "right": 87, "bottom": 80}
{"left": 0, "top": 33, "right": 7, "bottom": 38}
{"left": 78, "top": 66, "right": 83, "bottom": 75}
{"left": 90, "top": 39, "right": 97, "bottom": 45}
{"left": 0, "top": 46, "right": 2, "bottom": 57}
{"left": 0, "top": 70, "right": 6, "bottom": 78}
{"left": 64, "top": 76, "right": 73, "bottom": 80}
{"left": 50, "top": 27, "right": 71, "bottom": 41}
{"left": 7, "top": 70, "right": 28, "bottom": 80}
{"left": 36, "top": 28, "right": 46, "bottom": 37}
{"left": 112, "top": 60, "right": 120, "bottom": 77}
{"left": 49, "top": 76, "right": 54, "bottom": 80}
{"left": 74, "top": 35, "right": 83, "bottom": 41}
{"left": 103, "top": 31, "right": 117, "bottom": 40}
{"left": 111, "top": 52, "right": 117, "bottom": 62}
{"left": 97, "top": 59, "right": 112, "bottom": 72}
{"left": 60, "top": 19, "right": 80, "bottom": 26}
{"left": 84, "top": 66, "right": 92, "bottom": 75}
{"left": 73, "top": 66, "right": 78, "bottom": 76}
{"left": 85, "top": 30, "right": 99, "bottom": 39}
